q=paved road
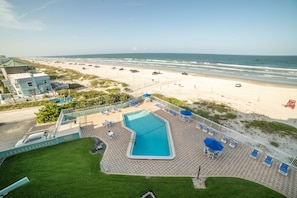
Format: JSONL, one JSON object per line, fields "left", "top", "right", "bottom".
{"left": 0, "top": 106, "right": 55, "bottom": 150}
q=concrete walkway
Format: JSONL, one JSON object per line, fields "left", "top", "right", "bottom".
{"left": 79, "top": 102, "right": 296, "bottom": 198}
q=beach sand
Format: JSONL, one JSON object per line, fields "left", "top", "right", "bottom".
{"left": 34, "top": 59, "right": 297, "bottom": 122}
{"left": 26, "top": 58, "right": 297, "bottom": 155}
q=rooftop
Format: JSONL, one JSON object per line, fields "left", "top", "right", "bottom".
{"left": 8, "top": 73, "right": 49, "bottom": 80}
{"left": 0, "top": 59, "right": 28, "bottom": 68}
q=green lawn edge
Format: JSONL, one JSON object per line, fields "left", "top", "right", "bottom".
{"left": 0, "top": 138, "right": 285, "bottom": 198}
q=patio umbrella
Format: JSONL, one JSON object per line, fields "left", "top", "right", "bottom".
{"left": 203, "top": 138, "right": 224, "bottom": 151}
{"left": 180, "top": 110, "right": 192, "bottom": 116}
{"left": 143, "top": 93, "right": 151, "bottom": 97}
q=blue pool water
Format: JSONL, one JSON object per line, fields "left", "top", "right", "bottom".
{"left": 123, "top": 110, "right": 175, "bottom": 159}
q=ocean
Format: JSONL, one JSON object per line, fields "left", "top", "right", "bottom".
{"left": 44, "top": 53, "right": 297, "bottom": 85}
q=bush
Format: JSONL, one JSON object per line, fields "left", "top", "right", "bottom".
{"left": 245, "top": 120, "right": 297, "bottom": 139}
{"left": 35, "top": 102, "right": 62, "bottom": 123}
{"left": 270, "top": 141, "right": 279, "bottom": 147}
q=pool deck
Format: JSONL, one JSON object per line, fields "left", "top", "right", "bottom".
{"left": 79, "top": 101, "right": 297, "bottom": 198}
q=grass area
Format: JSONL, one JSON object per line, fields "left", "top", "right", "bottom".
{"left": 0, "top": 138, "right": 285, "bottom": 198}
{"left": 244, "top": 120, "right": 297, "bottom": 140}
{"left": 153, "top": 94, "right": 237, "bottom": 123}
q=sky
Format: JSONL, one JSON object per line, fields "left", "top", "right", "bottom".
{"left": 1, "top": 0, "right": 297, "bottom": 57}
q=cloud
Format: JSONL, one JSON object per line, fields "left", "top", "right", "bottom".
{"left": 19, "top": 0, "right": 57, "bottom": 19}
{"left": 0, "top": 0, "right": 44, "bottom": 30}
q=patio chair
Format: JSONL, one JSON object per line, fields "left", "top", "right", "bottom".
{"left": 229, "top": 140, "right": 238, "bottom": 148}
{"left": 263, "top": 155, "right": 273, "bottom": 167}
{"left": 203, "top": 147, "right": 208, "bottom": 155}
{"left": 250, "top": 149, "right": 259, "bottom": 159}
{"left": 208, "top": 129, "right": 216, "bottom": 136}
{"left": 221, "top": 136, "right": 230, "bottom": 144}
{"left": 107, "top": 130, "right": 114, "bottom": 140}
{"left": 214, "top": 151, "right": 222, "bottom": 157}
{"left": 278, "top": 162, "right": 289, "bottom": 176}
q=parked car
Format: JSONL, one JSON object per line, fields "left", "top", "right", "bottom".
{"left": 152, "top": 71, "right": 161, "bottom": 75}
{"left": 15, "top": 131, "right": 50, "bottom": 147}
{"left": 235, "top": 83, "right": 242, "bottom": 87}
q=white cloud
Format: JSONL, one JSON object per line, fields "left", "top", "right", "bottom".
{"left": 0, "top": 0, "right": 43, "bottom": 30}
{"left": 19, "top": 0, "right": 57, "bottom": 19}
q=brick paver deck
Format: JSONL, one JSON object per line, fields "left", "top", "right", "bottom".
{"left": 79, "top": 102, "right": 296, "bottom": 198}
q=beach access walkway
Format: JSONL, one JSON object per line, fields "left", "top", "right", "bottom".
{"left": 79, "top": 102, "right": 296, "bottom": 198}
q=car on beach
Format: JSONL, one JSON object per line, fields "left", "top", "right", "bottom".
{"left": 235, "top": 83, "right": 242, "bottom": 87}
{"left": 181, "top": 72, "right": 188, "bottom": 75}
{"left": 15, "top": 131, "right": 50, "bottom": 147}
{"left": 152, "top": 71, "right": 161, "bottom": 75}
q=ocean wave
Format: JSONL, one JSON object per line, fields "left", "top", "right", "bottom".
{"left": 38, "top": 56, "right": 297, "bottom": 85}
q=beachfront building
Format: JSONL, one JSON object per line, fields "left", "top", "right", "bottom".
{"left": 0, "top": 58, "right": 52, "bottom": 97}
{"left": 0, "top": 59, "right": 32, "bottom": 78}
{"left": 6, "top": 73, "right": 52, "bottom": 97}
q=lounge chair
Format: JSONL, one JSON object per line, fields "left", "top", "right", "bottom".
{"left": 278, "top": 162, "right": 289, "bottom": 176}
{"left": 113, "top": 107, "right": 120, "bottom": 112}
{"left": 250, "top": 149, "right": 259, "bottom": 159}
{"left": 229, "top": 140, "right": 238, "bottom": 148}
{"left": 101, "top": 111, "right": 107, "bottom": 115}
{"left": 130, "top": 101, "right": 139, "bottom": 107}
{"left": 168, "top": 109, "right": 177, "bottom": 116}
{"left": 197, "top": 123, "right": 204, "bottom": 130}
{"left": 208, "top": 129, "right": 216, "bottom": 136}
{"left": 263, "top": 155, "right": 273, "bottom": 167}
{"left": 203, "top": 127, "right": 210, "bottom": 133}
{"left": 221, "top": 136, "right": 230, "bottom": 144}
{"left": 155, "top": 103, "right": 164, "bottom": 109}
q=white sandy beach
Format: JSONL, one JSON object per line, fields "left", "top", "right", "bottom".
{"left": 33, "top": 59, "right": 297, "bottom": 122}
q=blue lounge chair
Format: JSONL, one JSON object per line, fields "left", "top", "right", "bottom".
{"left": 229, "top": 140, "right": 238, "bottom": 148}
{"left": 263, "top": 155, "right": 273, "bottom": 167}
{"left": 155, "top": 103, "right": 164, "bottom": 109}
{"left": 197, "top": 123, "right": 204, "bottom": 130}
{"left": 278, "top": 162, "right": 289, "bottom": 176}
{"left": 168, "top": 109, "right": 176, "bottom": 116}
{"left": 130, "top": 101, "right": 139, "bottom": 107}
{"left": 203, "top": 127, "right": 210, "bottom": 133}
{"left": 250, "top": 149, "right": 259, "bottom": 159}
{"left": 208, "top": 129, "right": 216, "bottom": 136}
{"left": 221, "top": 136, "right": 230, "bottom": 144}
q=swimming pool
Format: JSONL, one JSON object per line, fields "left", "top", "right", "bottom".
{"left": 123, "top": 110, "right": 175, "bottom": 160}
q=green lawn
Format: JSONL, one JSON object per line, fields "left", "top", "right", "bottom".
{"left": 0, "top": 138, "right": 284, "bottom": 198}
